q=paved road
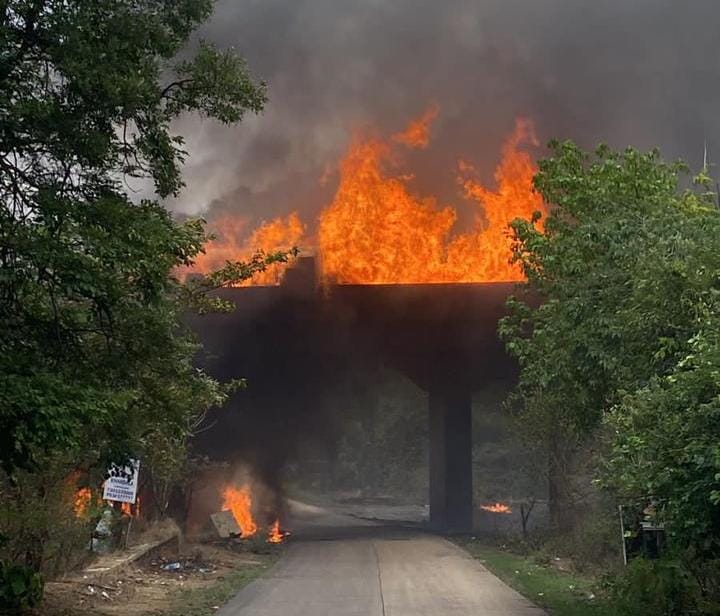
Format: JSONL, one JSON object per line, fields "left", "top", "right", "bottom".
{"left": 219, "top": 502, "right": 544, "bottom": 616}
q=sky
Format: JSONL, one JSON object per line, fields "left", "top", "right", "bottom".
{"left": 165, "top": 0, "right": 720, "bottom": 232}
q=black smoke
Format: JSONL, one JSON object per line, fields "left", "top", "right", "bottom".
{"left": 167, "top": 0, "right": 720, "bottom": 228}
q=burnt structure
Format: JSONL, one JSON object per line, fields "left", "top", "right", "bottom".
{"left": 190, "top": 258, "right": 516, "bottom": 532}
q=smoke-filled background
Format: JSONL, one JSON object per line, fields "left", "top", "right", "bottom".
{"left": 166, "top": 0, "right": 720, "bottom": 230}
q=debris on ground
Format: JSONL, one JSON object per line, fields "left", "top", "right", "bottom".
{"left": 210, "top": 510, "right": 242, "bottom": 538}
{"left": 154, "top": 554, "right": 217, "bottom": 574}
{"left": 41, "top": 542, "right": 268, "bottom": 616}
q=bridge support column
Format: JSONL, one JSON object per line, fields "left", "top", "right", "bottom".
{"left": 429, "top": 387, "right": 473, "bottom": 531}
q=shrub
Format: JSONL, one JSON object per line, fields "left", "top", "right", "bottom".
{"left": 609, "top": 557, "right": 702, "bottom": 616}
{"left": 0, "top": 460, "right": 100, "bottom": 581}
{"left": 0, "top": 560, "right": 44, "bottom": 613}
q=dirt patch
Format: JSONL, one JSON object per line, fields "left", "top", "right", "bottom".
{"left": 40, "top": 542, "right": 275, "bottom": 615}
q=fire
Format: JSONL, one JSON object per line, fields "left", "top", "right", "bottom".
{"left": 318, "top": 112, "right": 544, "bottom": 284}
{"left": 222, "top": 485, "right": 258, "bottom": 538}
{"left": 72, "top": 482, "right": 141, "bottom": 519}
{"left": 318, "top": 135, "right": 457, "bottom": 284}
{"left": 455, "top": 117, "right": 543, "bottom": 282}
{"left": 74, "top": 488, "right": 92, "bottom": 518}
{"left": 481, "top": 503, "right": 513, "bottom": 514}
{"left": 266, "top": 519, "right": 289, "bottom": 544}
{"left": 119, "top": 497, "right": 140, "bottom": 517}
{"left": 185, "top": 212, "right": 305, "bottom": 286}
{"left": 393, "top": 103, "right": 439, "bottom": 149}
{"left": 185, "top": 106, "right": 545, "bottom": 286}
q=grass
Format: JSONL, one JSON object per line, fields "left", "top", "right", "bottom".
{"left": 457, "top": 539, "right": 615, "bottom": 616}
{"left": 162, "top": 554, "right": 278, "bottom": 616}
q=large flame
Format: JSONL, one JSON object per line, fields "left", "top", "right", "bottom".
{"left": 318, "top": 113, "right": 544, "bottom": 284}
{"left": 184, "top": 107, "right": 544, "bottom": 286}
{"left": 318, "top": 135, "right": 457, "bottom": 284}
{"left": 453, "top": 117, "right": 542, "bottom": 282}
{"left": 185, "top": 212, "right": 305, "bottom": 286}
{"left": 222, "top": 485, "right": 258, "bottom": 538}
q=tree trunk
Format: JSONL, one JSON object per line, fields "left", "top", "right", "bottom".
{"left": 547, "top": 443, "right": 574, "bottom": 531}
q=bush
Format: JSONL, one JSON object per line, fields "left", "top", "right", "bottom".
{"left": 0, "top": 561, "right": 44, "bottom": 613}
{"left": 528, "top": 503, "right": 622, "bottom": 574}
{"left": 609, "top": 557, "right": 703, "bottom": 616}
{"left": 0, "top": 460, "right": 100, "bottom": 584}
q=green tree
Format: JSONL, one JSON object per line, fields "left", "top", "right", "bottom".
{"left": 0, "top": 0, "right": 266, "bottom": 472}
{"left": 501, "top": 141, "right": 720, "bottom": 529}
{"left": 0, "top": 1, "right": 296, "bottom": 597}
{"left": 604, "top": 299, "right": 720, "bottom": 605}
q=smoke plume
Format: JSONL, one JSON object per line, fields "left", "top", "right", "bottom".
{"left": 168, "top": 0, "right": 720, "bottom": 231}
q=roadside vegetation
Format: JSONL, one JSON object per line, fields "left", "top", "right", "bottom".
{"left": 459, "top": 539, "right": 614, "bottom": 616}
{"left": 39, "top": 541, "right": 279, "bottom": 616}
{"left": 164, "top": 560, "right": 275, "bottom": 616}
{"left": 500, "top": 143, "right": 720, "bottom": 614}
{"left": 0, "top": 1, "right": 292, "bottom": 612}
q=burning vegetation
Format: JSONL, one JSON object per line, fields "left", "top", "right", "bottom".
{"left": 71, "top": 486, "right": 139, "bottom": 519}
{"left": 184, "top": 107, "right": 545, "bottom": 286}
{"left": 73, "top": 487, "right": 93, "bottom": 518}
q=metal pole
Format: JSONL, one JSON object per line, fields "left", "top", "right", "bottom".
{"left": 125, "top": 515, "right": 134, "bottom": 550}
{"left": 618, "top": 505, "right": 627, "bottom": 566}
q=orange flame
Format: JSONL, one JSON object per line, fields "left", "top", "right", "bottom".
{"left": 185, "top": 107, "right": 544, "bottom": 286}
{"left": 74, "top": 488, "right": 92, "bottom": 518}
{"left": 184, "top": 212, "right": 305, "bottom": 286}
{"left": 266, "top": 519, "right": 289, "bottom": 544}
{"left": 318, "top": 113, "right": 544, "bottom": 284}
{"left": 118, "top": 497, "right": 140, "bottom": 518}
{"left": 481, "top": 503, "right": 513, "bottom": 514}
{"left": 318, "top": 135, "right": 456, "bottom": 284}
{"left": 393, "top": 103, "right": 439, "bottom": 149}
{"left": 222, "top": 486, "right": 258, "bottom": 538}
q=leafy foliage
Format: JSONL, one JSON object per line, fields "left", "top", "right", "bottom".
{"left": 607, "top": 557, "right": 703, "bottom": 616}
{"left": 0, "top": 0, "right": 267, "bottom": 474}
{"left": 604, "top": 320, "right": 720, "bottom": 554}
{"left": 0, "top": 2, "right": 299, "bottom": 597}
{"left": 501, "top": 141, "right": 720, "bottom": 524}
{"left": 0, "top": 561, "right": 43, "bottom": 613}
{"left": 0, "top": 459, "right": 99, "bottom": 577}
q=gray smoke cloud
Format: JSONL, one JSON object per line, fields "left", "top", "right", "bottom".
{"left": 167, "top": 0, "right": 720, "bottom": 232}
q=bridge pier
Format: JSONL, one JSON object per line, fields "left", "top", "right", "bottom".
{"left": 429, "top": 387, "right": 473, "bottom": 531}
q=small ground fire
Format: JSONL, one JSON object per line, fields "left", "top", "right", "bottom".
{"left": 266, "top": 519, "right": 289, "bottom": 544}
{"left": 480, "top": 503, "right": 512, "bottom": 514}
{"left": 221, "top": 485, "right": 288, "bottom": 543}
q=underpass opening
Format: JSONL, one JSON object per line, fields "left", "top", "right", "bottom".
{"left": 186, "top": 258, "right": 521, "bottom": 534}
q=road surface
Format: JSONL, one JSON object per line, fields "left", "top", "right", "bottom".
{"left": 219, "top": 501, "right": 544, "bottom": 616}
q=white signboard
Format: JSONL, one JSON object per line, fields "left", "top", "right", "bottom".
{"left": 102, "top": 459, "right": 140, "bottom": 504}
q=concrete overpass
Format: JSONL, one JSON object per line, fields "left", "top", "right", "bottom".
{"left": 189, "top": 257, "right": 517, "bottom": 531}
